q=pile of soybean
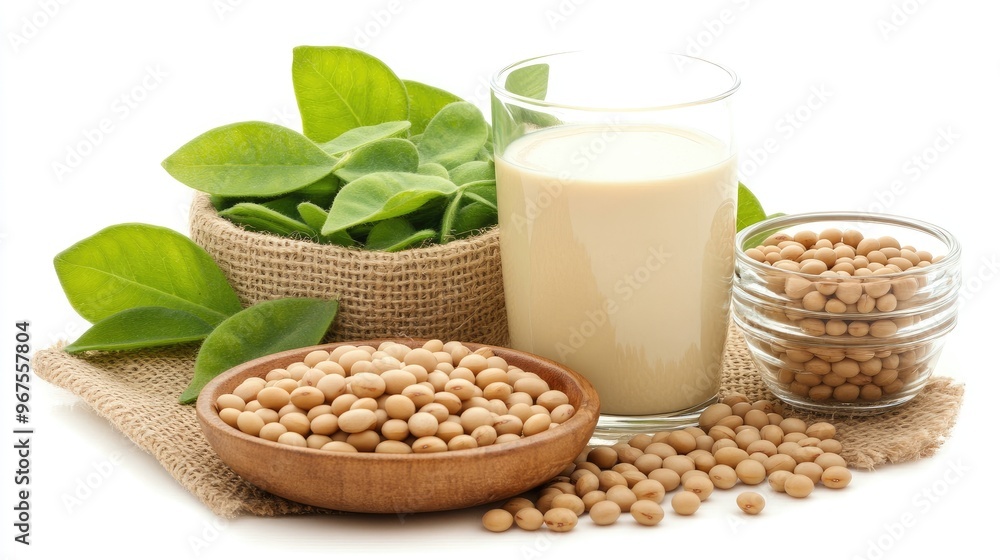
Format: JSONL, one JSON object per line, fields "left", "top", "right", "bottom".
{"left": 214, "top": 340, "right": 573, "bottom": 453}
{"left": 482, "top": 393, "right": 852, "bottom": 532}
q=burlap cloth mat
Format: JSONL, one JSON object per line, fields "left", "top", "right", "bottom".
{"left": 32, "top": 325, "right": 963, "bottom": 518}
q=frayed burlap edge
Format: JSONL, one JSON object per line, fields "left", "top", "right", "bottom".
{"left": 189, "top": 194, "right": 509, "bottom": 346}
{"left": 32, "top": 325, "right": 963, "bottom": 517}
{"left": 32, "top": 344, "right": 338, "bottom": 518}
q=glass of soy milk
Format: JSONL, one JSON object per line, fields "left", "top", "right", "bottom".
{"left": 490, "top": 52, "right": 739, "bottom": 439}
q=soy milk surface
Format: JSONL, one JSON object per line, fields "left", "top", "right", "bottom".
{"left": 496, "top": 125, "right": 737, "bottom": 415}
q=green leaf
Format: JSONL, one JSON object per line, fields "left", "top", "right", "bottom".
{"left": 209, "top": 175, "right": 339, "bottom": 218}
{"left": 365, "top": 218, "right": 436, "bottom": 251}
{"left": 505, "top": 63, "right": 550, "bottom": 100}
{"left": 295, "top": 174, "right": 341, "bottom": 209}
{"left": 297, "top": 201, "right": 330, "bottom": 231}
{"left": 298, "top": 202, "right": 357, "bottom": 247}
{"left": 449, "top": 160, "right": 495, "bottom": 186}
{"left": 162, "top": 121, "right": 338, "bottom": 197}
{"left": 322, "top": 172, "right": 459, "bottom": 235}
{"left": 463, "top": 189, "right": 498, "bottom": 211}
{"left": 453, "top": 201, "right": 498, "bottom": 237}
{"left": 292, "top": 46, "right": 409, "bottom": 143}
{"left": 320, "top": 229, "right": 358, "bottom": 247}
{"left": 417, "top": 102, "right": 489, "bottom": 169}
{"left": 180, "top": 298, "right": 339, "bottom": 403}
{"left": 333, "top": 138, "right": 419, "bottom": 183}
{"left": 259, "top": 195, "right": 307, "bottom": 219}
{"left": 219, "top": 203, "right": 317, "bottom": 238}
{"left": 64, "top": 307, "right": 214, "bottom": 353}
{"left": 417, "top": 162, "right": 450, "bottom": 179}
{"left": 494, "top": 64, "right": 560, "bottom": 137}
{"left": 401, "top": 197, "right": 450, "bottom": 232}
{"left": 402, "top": 80, "right": 463, "bottom": 135}
{"left": 54, "top": 224, "right": 242, "bottom": 325}
{"left": 439, "top": 190, "right": 465, "bottom": 244}
{"left": 737, "top": 182, "right": 768, "bottom": 232}
{"left": 319, "top": 121, "right": 411, "bottom": 155}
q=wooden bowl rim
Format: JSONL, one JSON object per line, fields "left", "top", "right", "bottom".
{"left": 196, "top": 339, "right": 601, "bottom": 466}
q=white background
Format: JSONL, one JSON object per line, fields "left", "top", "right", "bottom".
{"left": 1, "top": 1, "right": 995, "bottom": 559}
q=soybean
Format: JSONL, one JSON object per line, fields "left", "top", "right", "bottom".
{"left": 736, "top": 491, "right": 765, "bottom": 515}
{"left": 482, "top": 509, "right": 514, "bottom": 532}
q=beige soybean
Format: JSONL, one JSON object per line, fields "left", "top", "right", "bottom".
{"left": 589, "top": 500, "right": 621, "bottom": 526}
{"left": 482, "top": 509, "right": 514, "bottom": 532}
{"left": 648, "top": 469, "right": 681, "bottom": 492}
{"left": 682, "top": 475, "right": 714, "bottom": 501}
{"left": 543, "top": 508, "right": 578, "bottom": 532}
{"left": 735, "top": 459, "right": 767, "bottom": 485}
{"left": 514, "top": 507, "right": 544, "bottom": 530}
{"left": 630, "top": 500, "right": 665, "bottom": 526}
{"left": 784, "top": 474, "right": 815, "bottom": 498}
{"left": 794, "top": 462, "right": 824, "bottom": 484}
{"left": 736, "top": 492, "right": 765, "bottom": 515}
{"left": 218, "top": 408, "right": 241, "bottom": 428}
{"left": 551, "top": 493, "right": 585, "bottom": 516}
{"left": 631, "top": 479, "right": 666, "bottom": 503}
{"left": 605, "top": 485, "right": 637, "bottom": 511}
{"left": 768, "top": 470, "right": 793, "bottom": 493}
{"left": 821, "top": 466, "right": 853, "bottom": 489}
{"left": 708, "top": 464, "right": 739, "bottom": 489}
{"left": 670, "top": 491, "right": 701, "bottom": 515}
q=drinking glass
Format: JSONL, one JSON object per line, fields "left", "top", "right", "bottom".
{"left": 490, "top": 51, "right": 740, "bottom": 440}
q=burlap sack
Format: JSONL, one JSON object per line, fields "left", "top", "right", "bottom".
{"left": 188, "top": 193, "right": 509, "bottom": 345}
{"left": 32, "top": 324, "right": 963, "bottom": 517}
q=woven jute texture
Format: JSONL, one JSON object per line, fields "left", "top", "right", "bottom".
{"left": 33, "top": 325, "right": 963, "bottom": 518}
{"left": 188, "top": 193, "right": 509, "bottom": 346}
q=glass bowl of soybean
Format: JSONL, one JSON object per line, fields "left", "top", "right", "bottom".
{"left": 732, "top": 212, "right": 961, "bottom": 415}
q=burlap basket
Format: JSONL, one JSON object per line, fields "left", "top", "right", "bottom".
{"left": 188, "top": 194, "right": 508, "bottom": 345}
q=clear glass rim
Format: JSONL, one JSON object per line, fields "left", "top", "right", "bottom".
{"left": 735, "top": 211, "right": 962, "bottom": 278}
{"left": 489, "top": 50, "right": 740, "bottom": 113}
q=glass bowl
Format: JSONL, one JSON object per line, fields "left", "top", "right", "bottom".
{"left": 732, "top": 212, "right": 961, "bottom": 415}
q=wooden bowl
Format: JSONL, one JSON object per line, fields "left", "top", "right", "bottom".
{"left": 196, "top": 339, "right": 600, "bottom": 514}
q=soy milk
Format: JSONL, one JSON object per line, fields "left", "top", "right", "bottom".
{"left": 496, "top": 125, "right": 737, "bottom": 415}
